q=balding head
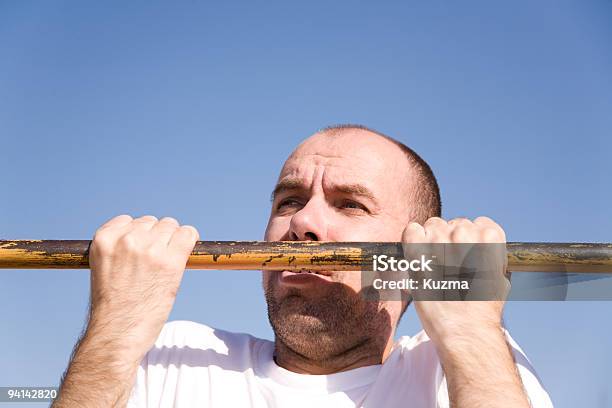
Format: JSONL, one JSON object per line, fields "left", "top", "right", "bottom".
{"left": 314, "top": 124, "right": 441, "bottom": 224}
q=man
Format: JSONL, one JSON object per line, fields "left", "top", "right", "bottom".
{"left": 53, "top": 125, "right": 553, "bottom": 407}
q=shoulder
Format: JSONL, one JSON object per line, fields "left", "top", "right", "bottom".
{"left": 128, "top": 321, "right": 271, "bottom": 407}
{"left": 393, "top": 329, "right": 553, "bottom": 408}
{"left": 154, "top": 320, "right": 239, "bottom": 349}
{"left": 144, "top": 320, "right": 271, "bottom": 369}
{"left": 393, "top": 329, "right": 440, "bottom": 368}
{"left": 500, "top": 329, "right": 554, "bottom": 408}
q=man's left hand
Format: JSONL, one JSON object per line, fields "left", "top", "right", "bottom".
{"left": 402, "top": 216, "right": 507, "bottom": 342}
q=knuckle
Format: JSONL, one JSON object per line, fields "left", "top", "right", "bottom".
{"left": 147, "top": 250, "right": 170, "bottom": 269}
{"left": 135, "top": 215, "right": 158, "bottom": 224}
{"left": 451, "top": 226, "right": 471, "bottom": 240}
{"left": 92, "top": 232, "right": 115, "bottom": 253}
{"left": 115, "top": 214, "right": 133, "bottom": 222}
{"left": 474, "top": 216, "right": 496, "bottom": 225}
{"left": 118, "top": 233, "right": 140, "bottom": 252}
{"left": 144, "top": 245, "right": 160, "bottom": 258}
{"left": 103, "top": 214, "right": 131, "bottom": 226}
{"left": 160, "top": 216, "right": 179, "bottom": 225}
{"left": 180, "top": 225, "right": 195, "bottom": 233}
{"left": 155, "top": 224, "right": 180, "bottom": 235}
{"left": 180, "top": 225, "right": 199, "bottom": 239}
{"left": 449, "top": 217, "right": 471, "bottom": 225}
{"left": 403, "top": 223, "right": 424, "bottom": 237}
{"left": 93, "top": 228, "right": 107, "bottom": 241}
{"left": 424, "top": 217, "right": 445, "bottom": 227}
{"left": 481, "top": 227, "right": 501, "bottom": 242}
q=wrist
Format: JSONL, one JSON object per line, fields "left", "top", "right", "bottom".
{"left": 430, "top": 325, "right": 530, "bottom": 407}
{"left": 80, "top": 321, "right": 151, "bottom": 370}
{"left": 424, "top": 313, "right": 502, "bottom": 342}
{"left": 86, "top": 306, "right": 162, "bottom": 359}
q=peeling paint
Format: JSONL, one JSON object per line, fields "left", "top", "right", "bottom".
{"left": 0, "top": 240, "right": 611, "bottom": 273}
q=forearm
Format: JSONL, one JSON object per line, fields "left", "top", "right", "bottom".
{"left": 52, "top": 215, "right": 196, "bottom": 407}
{"left": 52, "top": 329, "right": 143, "bottom": 408}
{"left": 436, "top": 326, "right": 530, "bottom": 408}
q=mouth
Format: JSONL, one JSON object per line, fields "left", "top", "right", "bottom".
{"left": 278, "top": 269, "right": 335, "bottom": 285}
{"left": 287, "top": 269, "right": 333, "bottom": 276}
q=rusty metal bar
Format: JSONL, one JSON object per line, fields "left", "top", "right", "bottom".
{"left": 0, "top": 240, "right": 611, "bottom": 273}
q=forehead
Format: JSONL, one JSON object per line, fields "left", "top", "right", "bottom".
{"left": 279, "top": 130, "right": 412, "bottom": 193}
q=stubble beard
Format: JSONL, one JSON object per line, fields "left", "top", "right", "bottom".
{"left": 264, "top": 279, "right": 390, "bottom": 365}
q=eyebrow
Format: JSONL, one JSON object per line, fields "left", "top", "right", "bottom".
{"left": 270, "top": 178, "right": 307, "bottom": 202}
{"left": 270, "top": 177, "right": 377, "bottom": 204}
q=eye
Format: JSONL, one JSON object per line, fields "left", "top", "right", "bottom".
{"left": 339, "top": 200, "right": 369, "bottom": 213}
{"left": 276, "top": 198, "right": 303, "bottom": 211}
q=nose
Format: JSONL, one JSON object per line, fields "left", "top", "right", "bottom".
{"left": 288, "top": 198, "right": 327, "bottom": 241}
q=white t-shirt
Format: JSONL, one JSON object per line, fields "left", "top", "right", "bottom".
{"left": 127, "top": 320, "right": 553, "bottom": 408}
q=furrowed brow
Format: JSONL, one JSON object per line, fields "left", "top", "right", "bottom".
{"left": 332, "top": 183, "right": 377, "bottom": 201}
{"left": 269, "top": 179, "right": 379, "bottom": 206}
{"left": 270, "top": 178, "right": 307, "bottom": 202}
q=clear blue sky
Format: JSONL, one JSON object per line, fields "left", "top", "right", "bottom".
{"left": 1, "top": 1, "right": 611, "bottom": 407}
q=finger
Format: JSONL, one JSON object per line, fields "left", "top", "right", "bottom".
{"left": 423, "top": 217, "right": 447, "bottom": 229}
{"left": 474, "top": 216, "right": 506, "bottom": 242}
{"left": 93, "top": 215, "right": 134, "bottom": 250}
{"left": 423, "top": 218, "right": 451, "bottom": 243}
{"left": 150, "top": 217, "right": 181, "bottom": 247}
{"left": 168, "top": 225, "right": 200, "bottom": 257}
{"left": 402, "top": 222, "right": 426, "bottom": 243}
{"left": 98, "top": 214, "right": 133, "bottom": 231}
{"left": 401, "top": 223, "right": 431, "bottom": 289}
{"left": 481, "top": 226, "right": 506, "bottom": 243}
{"left": 129, "top": 215, "right": 159, "bottom": 232}
{"left": 448, "top": 217, "right": 472, "bottom": 227}
{"left": 473, "top": 216, "right": 497, "bottom": 227}
{"left": 450, "top": 225, "right": 478, "bottom": 242}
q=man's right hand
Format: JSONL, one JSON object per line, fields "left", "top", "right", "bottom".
{"left": 86, "top": 214, "right": 199, "bottom": 359}
{"left": 53, "top": 215, "right": 199, "bottom": 408}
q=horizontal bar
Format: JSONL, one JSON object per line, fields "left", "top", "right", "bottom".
{"left": 0, "top": 240, "right": 611, "bottom": 273}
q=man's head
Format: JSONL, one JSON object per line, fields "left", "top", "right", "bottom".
{"left": 263, "top": 125, "right": 441, "bottom": 366}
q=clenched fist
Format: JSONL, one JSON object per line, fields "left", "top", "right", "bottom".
{"left": 400, "top": 217, "right": 531, "bottom": 407}
{"left": 87, "top": 214, "right": 199, "bottom": 360}
{"left": 402, "top": 216, "right": 508, "bottom": 344}
{"left": 53, "top": 215, "right": 199, "bottom": 408}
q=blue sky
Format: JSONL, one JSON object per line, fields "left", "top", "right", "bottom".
{"left": 1, "top": 1, "right": 611, "bottom": 407}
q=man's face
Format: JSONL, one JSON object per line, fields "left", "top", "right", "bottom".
{"left": 263, "top": 130, "right": 415, "bottom": 361}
